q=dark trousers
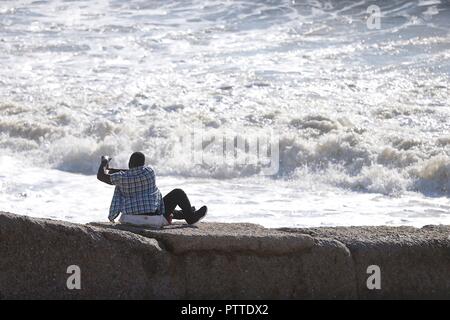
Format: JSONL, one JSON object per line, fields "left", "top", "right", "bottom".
{"left": 163, "top": 189, "right": 192, "bottom": 220}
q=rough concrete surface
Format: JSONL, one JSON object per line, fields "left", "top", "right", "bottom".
{"left": 1, "top": 211, "right": 449, "bottom": 299}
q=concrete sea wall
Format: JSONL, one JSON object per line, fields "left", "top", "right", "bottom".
{"left": 0, "top": 212, "right": 449, "bottom": 299}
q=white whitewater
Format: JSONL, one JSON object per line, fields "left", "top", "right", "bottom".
{"left": 0, "top": 0, "right": 449, "bottom": 227}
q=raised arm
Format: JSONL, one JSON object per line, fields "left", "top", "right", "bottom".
{"left": 97, "top": 158, "right": 113, "bottom": 185}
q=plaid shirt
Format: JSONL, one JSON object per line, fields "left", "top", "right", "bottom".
{"left": 108, "top": 166, "right": 165, "bottom": 221}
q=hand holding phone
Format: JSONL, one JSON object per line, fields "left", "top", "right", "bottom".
{"left": 101, "top": 156, "right": 112, "bottom": 167}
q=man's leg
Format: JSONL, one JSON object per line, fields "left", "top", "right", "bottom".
{"left": 173, "top": 207, "right": 195, "bottom": 219}
{"left": 163, "top": 189, "right": 193, "bottom": 220}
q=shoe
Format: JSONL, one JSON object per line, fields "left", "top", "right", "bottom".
{"left": 186, "top": 206, "right": 207, "bottom": 225}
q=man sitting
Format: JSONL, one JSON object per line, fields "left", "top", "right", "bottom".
{"left": 97, "top": 152, "right": 207, "bottom": 226}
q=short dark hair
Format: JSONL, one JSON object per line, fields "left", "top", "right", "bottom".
{"left": 129, "top": 152, "right": 145, "bottom": 168}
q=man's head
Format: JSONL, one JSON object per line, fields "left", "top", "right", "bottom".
{"left": 128, "top": 152, "right": 145, "bottom": 169}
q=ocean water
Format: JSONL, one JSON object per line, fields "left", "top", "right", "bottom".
{"left": 0, "top": 0, "right": 449, "bottom": 227}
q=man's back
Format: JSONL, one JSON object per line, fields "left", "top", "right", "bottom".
{"left": 109, "top": 166, "right": 164, "bottom": 219}
{"left": 112, "top": 166, "right": 156, "bottom": 196}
